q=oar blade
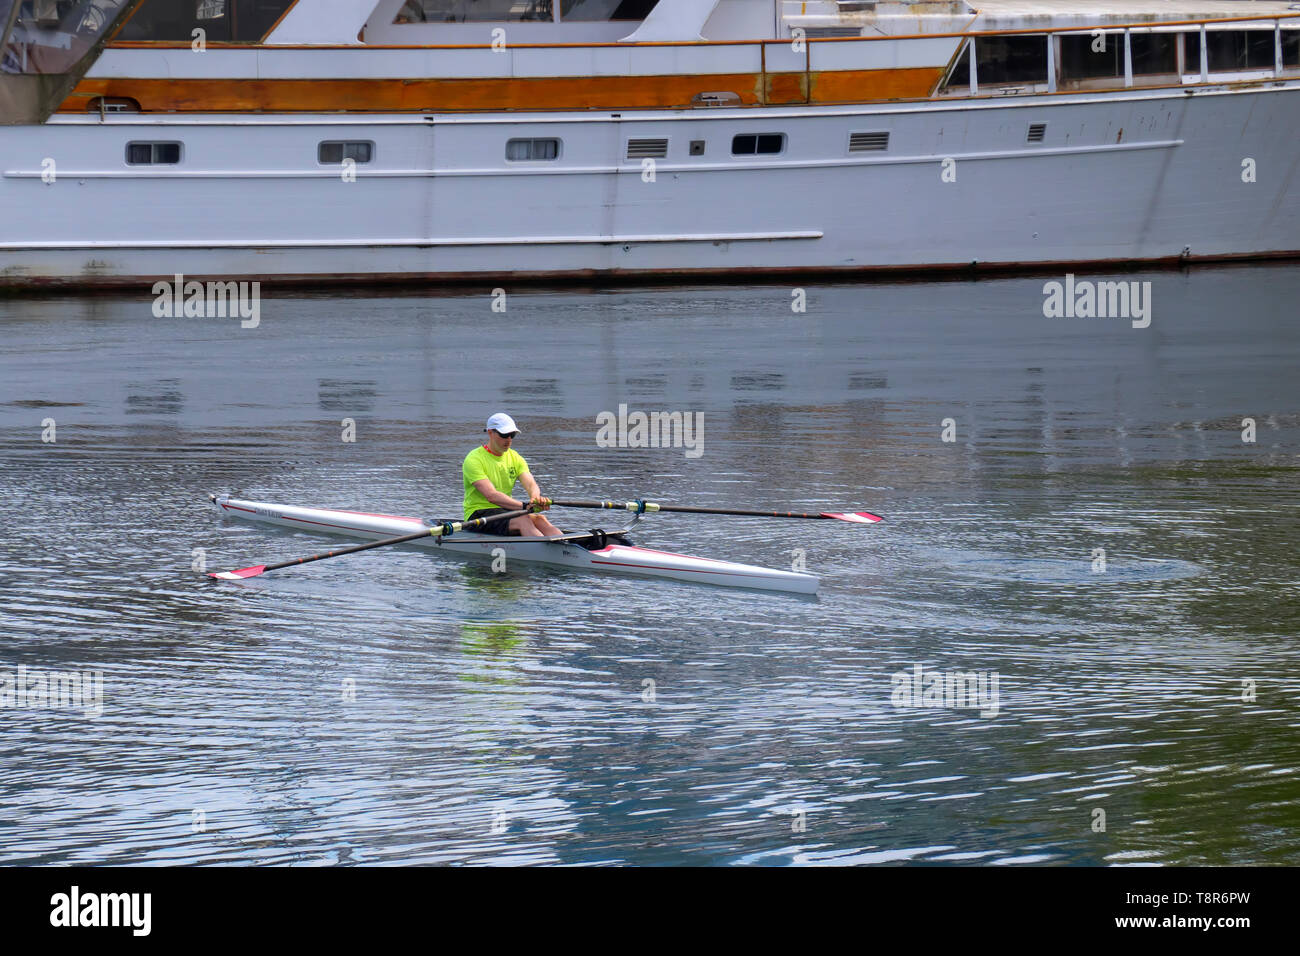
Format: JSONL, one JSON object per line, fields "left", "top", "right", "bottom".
{"left": 210, "top": 565, "right": 267, "bottom": 580}
{"left": 820, "top": 511, "right": 883, "bottom": 524}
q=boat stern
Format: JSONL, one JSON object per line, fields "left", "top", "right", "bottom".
{"left": 587, "top": 543, "right": 820, "bottom": 594}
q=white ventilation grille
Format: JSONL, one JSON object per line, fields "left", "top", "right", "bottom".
{"left": 849, "top": 131, "right": 890, "bottom": 152}
{"left": 627, "top": 138, "right": 669, "bottom": 160}
{"left": 1027, "top": 123, "right": 1047, "bottom": 143}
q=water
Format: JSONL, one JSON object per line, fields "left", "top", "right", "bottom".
{"left": 1, "top": 265, "right": 1298, "bottom": 865}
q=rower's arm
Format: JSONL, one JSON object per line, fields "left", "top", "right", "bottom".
{"left": 472, "top": 478, "right": 523, "bottom": 510}
{"left": 519, "top": 471, "right": 543, "bottom": 501}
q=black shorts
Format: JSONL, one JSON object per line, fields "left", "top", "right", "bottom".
{"left": 468, "top": 508, "right": 520, "bottom": 536}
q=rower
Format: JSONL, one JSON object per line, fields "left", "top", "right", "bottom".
{"left": 462, "top": 412, "right": 563, "bottom": 538}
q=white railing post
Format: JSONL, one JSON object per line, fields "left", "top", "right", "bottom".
{"left": 969, "top": 38, "right": 978, "bottom": 94}
{"left": 1276, "top": 20, "right": 1283, "bottom": 76}
{"left": 1200, "top": 24, "right": 1208, "bottom": 82}
{"left": 1124, "top": 29, "right": 1133, "bottom": 87}
{"left": 1047, "top": 32, "right": 1056, "bottom": 92}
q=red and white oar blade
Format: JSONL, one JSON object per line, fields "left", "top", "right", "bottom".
{"left": 210, "top": 565, "right": 267, "bottom": 580}
{"left": 820, "top": 511, "right": 883, "bottom": 524}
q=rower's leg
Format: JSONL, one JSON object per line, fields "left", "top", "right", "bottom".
{"left": 530, "top": 513, "right": 563, "bottom": 536}
{"left": 508, "top": 515, "right": 546, "bottom": 537}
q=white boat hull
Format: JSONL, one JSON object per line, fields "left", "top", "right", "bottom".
{"left": 210, "top": 494, "right": 820, "bottom": 594}
{"left": 6, "top": 82, "right": 1300, "bottom": 286}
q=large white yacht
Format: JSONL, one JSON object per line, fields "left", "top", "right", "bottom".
{"left": 2, "top": 0, "right": 1298, "bottom": 287}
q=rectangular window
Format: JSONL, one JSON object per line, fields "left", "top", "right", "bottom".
{"left": 318, "top": 141, "right": 374, "bottom": 164}
{"left": 1285, "top": 31, "right": 1300, "bottom": 67}
{"left": 976, "top": 35, "right": 1048, "bottom": 86}
{"left": 561, "top": 0, "right": 660, "bottom": 20}
{"left": 396, "top": 0, "right": 553, "bottom": 22}
{"left": 1131, "top": 33, "right": 1178, "bottom": 75}
{"left": 1211, "top": 30, "right": 1276, "bottom": 71}
{"left": 1183, "top": 32, "right": 1201, "bottom": 73}
{"left": 1184, "top": 30, "right": 1277, "bottom": 74}
{"left": 1060, "top": 33, "right": 1178, "bottom": 81}
{"left": 125, "top": 142, "right": 181, "bottom": 165}
{"left": 118, "top": 0, "right": 297, "bottom": 42}
{"left": 732, "top": 134, "right": 784, "bottom": 155}
{"left": 1060, "top": 33, "right": 1124, "bottom": 80}
{"left": 506, "top": 138, "right": 561, "bottom": 161}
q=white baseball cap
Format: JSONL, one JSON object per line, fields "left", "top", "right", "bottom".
{"left": 485, "top": 412, "right": 520, "bottom": 435}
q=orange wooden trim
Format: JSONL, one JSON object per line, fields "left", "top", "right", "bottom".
{"left": 813, "top": 68, "right": 943, "bottom": 104}
{"left": 765, "top": 71, "right": 807, "bottom": 105}
{"left": 98, "top": 10, "right": 1300, "bottom": 52}
{"left": 58, "top": 69, "right": 943, "bottom": 114}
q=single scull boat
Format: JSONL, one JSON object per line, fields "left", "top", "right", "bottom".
{"left": 208, "top": 494, "right": 850, "bottom": 593}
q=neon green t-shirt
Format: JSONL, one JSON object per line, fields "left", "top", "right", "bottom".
{"left": 463, "top": 445, "right": 529, "bottom": 519}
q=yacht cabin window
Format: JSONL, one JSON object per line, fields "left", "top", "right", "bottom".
{"left": 318, "top": 142, "right": 374, "bottom": 164}
{"left": 126, "top": 142, "right": 182, "bottom": 165}
{"left": 560, "top": 0, "right": 659, "bottom": 19}
{"left": 396, "top": 1, "right": 554, "bottom": 22}
{"left": 394, "top": 0, "right": 658, "bottom": 22}
{"left": 1130, "top": 34, "right": 1178, "bottom": 76}
{"left": 975, "top": 36, "right": 1048, "bottom": 86}
{"left": 732, "top": 134, "right": 785, "bottom": 156}
{"left": 943, "top": 36, "right": 1049, "bottom": 91}
{"left": 1183, "top": 30, "right": 1280, "bottom": 73}
{"left": 506, "top": 138, "right": 561, "bottom": 160}
{"left": 1059, "top": 32, "right": 1178, "bottom": 81}
{"left": 116, "top": 0, "right": 298, "bottom": 42}
{"left": 1059, "top": 33, "right": 1124, "bottom": 79}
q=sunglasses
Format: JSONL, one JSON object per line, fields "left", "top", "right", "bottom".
{"left": 493, "top": 430, "right": 518, "bottom": 439}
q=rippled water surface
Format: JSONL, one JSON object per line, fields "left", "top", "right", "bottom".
{"left": 2, "top": 267, "right": 1298, "bottom": 865}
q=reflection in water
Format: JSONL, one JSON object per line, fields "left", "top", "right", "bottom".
{"left": 125, "top": 379, "right": 184, "bottom": 416}
{"left": 0, "top": 266, "right": 1298, "bottom": 864}
{"left": 318, "top": 379, "right": 378, "bottom": 413}
{"left": 458, "top": 620, "right": 530, "bottom": 687}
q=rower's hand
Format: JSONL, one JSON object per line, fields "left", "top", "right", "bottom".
{"left": 530, "top": 496, "right": 551, "bottom": 512}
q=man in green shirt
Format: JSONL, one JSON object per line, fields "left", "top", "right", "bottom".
{"left": 463, "top": 412, "right": 562, "bottom": 537}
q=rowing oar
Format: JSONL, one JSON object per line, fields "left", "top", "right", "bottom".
{"left": 208, "top": 508, "right": 532, "bottom": 580}
{"left": 548, "top": 500, "right": 883, "bottom": 524}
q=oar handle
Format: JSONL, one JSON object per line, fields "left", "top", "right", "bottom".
{"left": 434, "top": 508, "right": 532, "bottom": 536}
